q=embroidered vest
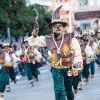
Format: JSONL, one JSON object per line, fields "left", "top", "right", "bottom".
{"left": 45, "top": 33, "right": 73, "bottom": 68}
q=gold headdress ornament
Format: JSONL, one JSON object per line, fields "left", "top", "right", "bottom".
{"left": 32, "top": 9, "right": 39, "bottom": 37}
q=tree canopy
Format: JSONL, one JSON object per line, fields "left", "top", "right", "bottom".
{"left": 0, "top": 0, "right": 52, "bottom": 38}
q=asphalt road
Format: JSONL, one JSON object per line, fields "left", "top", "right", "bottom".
{"left": 5, "top": 64, "right": 100, "bottom": 100}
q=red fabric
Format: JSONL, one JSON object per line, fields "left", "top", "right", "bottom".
{"left": 19, "top": 55, "right": 23, "bottom": 61}
{"left": 83, "top": 60, "right": 87, "bottom": 64}
{"left": 71, "top": 35, "right": 74, "bottom": 38}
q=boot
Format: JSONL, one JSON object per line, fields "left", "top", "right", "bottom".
{"left": 91, "top": 75, "right": 94, "bottom": 80}
{"left": 78, "top": 82, "right": 82, "bottom": 90}
{"left": 6, "top": 85, "right": 10, "bottom": 92}
{"left": 38, "top": 70, "right": 40, "bottom": 75}
{"left": 74, "top": 89, "right": 78, "bottom": 94}
{"left": 0, "top": 94, "right": 4, "bottom": 100}
{"left": 36, "top": 77, "right": 39, "bottom": 82}
{"left": 13, "top": 79, "right": 17, "bottom": 84}
{"left": 29, "top": 80, "right": 34, "bottom": 87}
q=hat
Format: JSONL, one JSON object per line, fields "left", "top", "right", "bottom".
{"left": 23, "top": 32, "right": 29, "bottom": 43}
{"left": 82, "top": 31, "right": 89, "bottom": 36}
{"left": 74, "top": 26, "right": 83, "bottom": 38}
{"left": 47, "top": 5, "right": 67, "bottom": 28}
{"left": 44, "top": 16, "right": 52, "bottom": 27}
{"left": 2, "top": 38, "right": 11, "bottom": 47}
{"left": 3, "top": 43, "right": 10, "bottom": 47}
{"left": 24, "top": 38, "right": 28, "bottom": 42}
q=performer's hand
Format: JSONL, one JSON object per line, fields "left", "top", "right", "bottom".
{"left": 48, "top": 56, "right": 52, "bottom": 60}
{"left": 4, "top": 62, "right": 12, "bottom": 67}
{"left": 28, "top": 60, "right": 31, "bottom": 63}
{"left": 34, "top": 58, "right": 40, "bottom": 63}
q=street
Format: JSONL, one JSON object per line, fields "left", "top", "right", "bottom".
{"left": 5, "top": 64, "right": 100, "bottom": 100}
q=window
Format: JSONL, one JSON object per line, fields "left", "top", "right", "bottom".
{"left": 88, "top": 0, "right": 94, "bottom": 6}
{"left": 56, "top": 0, "right": 62, "bottom": 2}
{"left": 97, "top": 0, "right": 100, "bottom": 5}
{"left": 80, "top": 0, "right": 88, "bottom": 6}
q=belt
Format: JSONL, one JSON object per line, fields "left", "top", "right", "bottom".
{"left": 61, "top": 61, "right": 72, "bottom": 68}
{"left": 62, "top": 61, "right": 71, "bottom": 66}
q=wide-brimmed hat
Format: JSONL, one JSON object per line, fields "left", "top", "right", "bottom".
{"left": 3, "top": 43, "right": 10, "bottom": 47}
{"left": 2, "top": 38, "right": 11, "bottom": 48}
{"left": 82, "top": 31, "right": 89, "bottom": 36}
{"left": 47, "top": 5, "right": 67, "bottom": 28}
{"left": 23, "top": 32, "right": 29, "bottom": 43}
{"left": 23, "top": 38, "right": 28, "bottom": 43}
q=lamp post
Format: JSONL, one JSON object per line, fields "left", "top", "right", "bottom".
{"left": 69, "top": 8, "right": 78, "bottom": 33}
{"left": 7, "top": 27, "right": 11, "bottom": 42}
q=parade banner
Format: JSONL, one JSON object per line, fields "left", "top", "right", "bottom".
{"left": 74, "top": 10, "right": 100, "bottom": 20}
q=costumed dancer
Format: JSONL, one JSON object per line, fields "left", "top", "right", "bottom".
{"left": 15, "top": 43, "right": 26, "bottom": 76}
{"left": 0, "top": 47, "right": 12, "bottom": 99}
{"left": 83, "top": 32, "right": 97, "bottom": 80}
{"left": 74, "top": 28, "right": 83, "bottom": 90}
{"left": 95, "top": 30, "right": 100, "bottom": 67}
{"left": 2, "top": 41, "right": 16, "bottom": 92}
{"left": 28, "top": 6, "right": 83, "bottom": 100}
{"left": 23, "top": 36, "right": 42, "bottom": 86}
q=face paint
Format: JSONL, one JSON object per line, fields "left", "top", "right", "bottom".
{"left": 52, "top": 23, "right": 64, "bottom": 34}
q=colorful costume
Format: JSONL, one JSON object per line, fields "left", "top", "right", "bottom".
{"left": 0, "top": 48, "right": 13, "bottom": 100}
{"left": 23, "top": 37, "right": 42, "bottom": 86}
{"left": 28, "top": 5, "right": 83, "bottom": 100}
{"left": 2, "top": 42, "right": 16, "bottom": 92}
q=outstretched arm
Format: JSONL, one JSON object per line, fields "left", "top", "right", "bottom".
{"left": 28, "top": 9, "right": 47, "bottom": 47}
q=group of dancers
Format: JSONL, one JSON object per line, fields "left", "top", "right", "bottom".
{"left": 0, "top": 5, "right": 100, "bottom": 100}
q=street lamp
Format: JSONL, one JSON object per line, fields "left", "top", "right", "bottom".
{"left": 69, "top": 8, "right": 78, "bottom": 33}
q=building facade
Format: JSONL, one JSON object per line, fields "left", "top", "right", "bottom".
{"left": 52, "top": 0, "right": 70, "bottom": 26}
{"left": 72, "top": 0, "right": 100, "bottom": 32}
{"left": 52, "top": 0, "right": 100, "bottom": 32}
{"left": 26, "top": 0, "right": 52, "bottom": 10}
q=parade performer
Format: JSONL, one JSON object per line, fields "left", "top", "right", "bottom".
{"left": 0, "top": 47, "right": 12, "bottom": 100}
{"left": 28, "top": 5, "right": 83, "bottom": 100}
{"left": 23, "top": 37, "right": 42, "bottom": 86}
{"left": 95, "top": 30, "right": 100, "bottom": 67}
{"left": 74, "top": 30, "right": 83, "bottom": 90}
{"left": 2, "top": 41, "right": 16, "bottom": 92}
{"left": 83, "top": 32, "right": 97, "bottom": 80}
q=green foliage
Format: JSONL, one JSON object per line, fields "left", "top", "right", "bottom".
{"left": 0, "top": 0, "right": 52, "bottom": 38}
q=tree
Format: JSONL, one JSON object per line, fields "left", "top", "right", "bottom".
{"left": 22, "top": 4, "right": 52, "bottom": 36}
{"left": 0, "top": 0, "right": 26, "bottom": 37}
{"left": 0, "top": 0, "right": 52, "bottom": 38}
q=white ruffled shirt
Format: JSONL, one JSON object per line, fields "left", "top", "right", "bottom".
{"left": 28, "top": 35, "right": 83, "bottom": 65}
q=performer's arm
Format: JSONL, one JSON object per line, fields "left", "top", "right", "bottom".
{"left": 33, "top": 48, "right": 43, "bottom": 63}
{"left": 28, "top": 36, "right": 47, "bottom": 47}
{"left": 71, "top": 38, "right": 83, "bottom": 66}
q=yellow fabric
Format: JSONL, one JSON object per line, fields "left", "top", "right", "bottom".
{"left": 50, "top": 43, "right": 72, "bottom": 68}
